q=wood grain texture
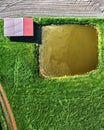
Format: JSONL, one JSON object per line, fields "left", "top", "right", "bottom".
{"left": 0, "top": 0, "right": 104, "bottom": 18}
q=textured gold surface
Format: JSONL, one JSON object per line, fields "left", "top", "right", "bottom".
{"left": 39, "top": 25, "right": 98, "bottom": 77}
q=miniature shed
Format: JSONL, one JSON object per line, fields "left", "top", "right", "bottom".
{"left": 4, "top": 18, "right": 33, "bottom": 36}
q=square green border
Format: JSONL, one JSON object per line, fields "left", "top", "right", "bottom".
{"left": 33, "top": 17, "right": 104, "bottom": 80}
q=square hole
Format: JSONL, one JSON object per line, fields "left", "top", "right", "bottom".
{"left": 39, "top": 25, "right": 98, "bottom": 78}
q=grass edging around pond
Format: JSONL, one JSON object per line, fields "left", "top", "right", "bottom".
{"left": 0, "top": 17, "right": 104, "bottom": 130}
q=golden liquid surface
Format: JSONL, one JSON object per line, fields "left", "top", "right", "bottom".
{"left": 39, "top": 25, "right": 98, "bottom": 77}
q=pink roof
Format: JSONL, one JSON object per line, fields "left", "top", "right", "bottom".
{"left": 23, "top": 18, "right": 34, "bottom": 36}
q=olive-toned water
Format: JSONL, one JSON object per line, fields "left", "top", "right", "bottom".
{"left": 39, "top": 25, "right": 98, "bottom": 77}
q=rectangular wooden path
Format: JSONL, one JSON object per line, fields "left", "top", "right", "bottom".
{"left": 0, "top": 0, "right": 104, "bottom": 18}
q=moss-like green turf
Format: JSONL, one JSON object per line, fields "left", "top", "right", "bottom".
{"left": 0, "top": 17, "right": 104, "bottom": 130}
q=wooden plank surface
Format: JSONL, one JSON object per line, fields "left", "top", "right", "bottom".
{"left": 0, "top": 0, "right": 104, "bottom": 18}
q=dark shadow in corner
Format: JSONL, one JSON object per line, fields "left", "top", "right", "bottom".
{"left": 10, "top": 22, "right": 42, "bottom": 44}
{"left": 0, "top": 122, "right": 2, "bottom": 130}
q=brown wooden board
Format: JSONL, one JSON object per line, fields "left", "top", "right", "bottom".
{"left": 0, "top": 0, "right": 103, "bottom": 18}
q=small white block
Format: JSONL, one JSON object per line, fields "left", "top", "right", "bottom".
{"left": 4, "top": 18, "right": 23, "bottom": 36}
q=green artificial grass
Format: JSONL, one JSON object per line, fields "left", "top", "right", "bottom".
{"left": 0, "top": 17, "right": 104, "bottom": 130}
{"left": 0, "top": 106, "right": 8, "bottom": 130}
